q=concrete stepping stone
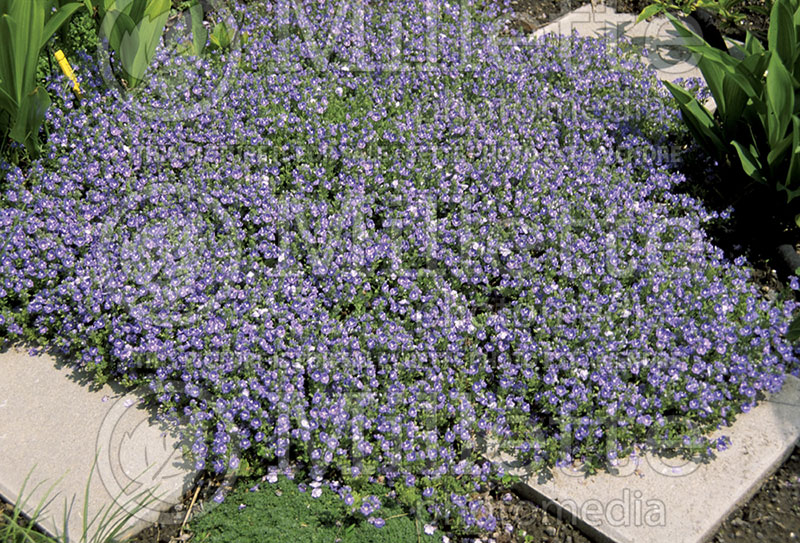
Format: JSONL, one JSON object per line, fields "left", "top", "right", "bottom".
{"left": 0, "top": 347, "right": 196, "bottom": 542}
{"left": 488, "top": 375, "right": 800, "bottom": 543}
{"left": 531, "top": 3, "right": 711, "bottom": 83}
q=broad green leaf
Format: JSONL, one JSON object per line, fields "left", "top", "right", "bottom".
{"left": 636, "top": 4, "right": 663, "bottom": 24}
{"left": 696, "top": 56, "right": 727, "bottom": 114}
{"left": 719, "top": 73, "right": 750, "bottom": 132}
{"left": 122, "top": 0, "right": 170, "bottom": 87}
{"left": 765, "top": 52, "right": 794, "bottom": 146}
{"left": 128, "top": 0, "right": 147, "bottom": 23}
{"left": 105, "top": 10, "right": 137, "bottom": 57}
{"left": 209, "top": 20, "right": 233, "bottom": 50}
{"left": 189, "top": 0, "right": 206, "bottom": 56}
{"left": 770, "top": 0, "right": 796, "bottom": 67}
{"left": 117, "top": 21, "right": 142, "bottom": 85}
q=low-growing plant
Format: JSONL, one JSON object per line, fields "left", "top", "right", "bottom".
{"left": 1, "top": 0, "right": 798, "bottom": 535}
{"left": 663, "top": 0, "right": 800, "bottom": 203}
{"left": 188, "top": 473, "right": 439, "bottom": 542}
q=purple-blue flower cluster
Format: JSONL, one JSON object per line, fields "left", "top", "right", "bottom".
{"left": 1, "top": 0, "right": 798, "bottom": 531}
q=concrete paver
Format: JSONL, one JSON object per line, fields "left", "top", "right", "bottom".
{"left": 0, "top": 348, "right": 196, "bottom": 542}
{"left": 488, "top": 376, "right": 800, "bottom": 543}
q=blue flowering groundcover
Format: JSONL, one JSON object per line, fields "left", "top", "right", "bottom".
{"left": 1, "top": 0, "right": 798, "bottom": 532}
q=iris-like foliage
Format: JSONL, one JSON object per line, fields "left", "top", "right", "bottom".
{"left": 1, "top": 0, "right": 798, "bottom": 532}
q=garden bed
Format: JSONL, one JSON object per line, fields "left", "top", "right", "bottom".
{"left": 2, "top": 0, "right": 800, "bottom": 541}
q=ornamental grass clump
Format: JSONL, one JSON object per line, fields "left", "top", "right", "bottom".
{"left": 0, "top": 0, "right": 798, "bottom": 533}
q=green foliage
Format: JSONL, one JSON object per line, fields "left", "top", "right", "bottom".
{"left": 0, "top": 0, "right": 83, "bottom": 156}
{"left": 57, "top": 7, "right": 99, "bottom": 57}
{"left": 663, "top": 0, "right": 800, "bottom": 203}
{"left": 189, "top": 475, "right": 438, "bottom": 543}
{"left": 92, "top": 0, "right": 172, "bottom": 88}
{"left": 207, "top": 19, "right": 233, "bottom": 51}
{"left": 636, "top": 0, "right": 748, "bottom": 27}
{"left": 188, "top": 0, "right": 206, "bottom": 56}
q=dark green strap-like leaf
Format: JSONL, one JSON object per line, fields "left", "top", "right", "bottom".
{"left": 9, "top": 85, "right": 50, "bottom": 154}
{"left": 128, "top": 0, "right": 147, "bottom": 23}
{"left": 137, "top": 0, "right": 170, "bottom": 74}
{"left": 695, "top": 55, "right": 727, "bottom": 115}
{"left": 731, "top": 140, "right": 766, "bottom": 182}
{"left": 0, "top": 13, "right": 19, "bottom": 109}
{"left": 667, "top": 13, "right": 763, "bottom": 99}
{"left": 782, "top": 115, "right": 800, "bottom": 201}
{"left": 41, "top": 2, "right": 84, "bottom": 48}
{"left": 8, "top": 0, "right": 45, "bottom": 106}
{"left": 121, "top": 0, "right": 170, "bottom": 88}
{"left": 664, "top": 80, "right": 728, "bottom": 157}
{"left": 768, "top": 131, "right": 793, "bottom": 166}
{"left": 0, "top": 81, "right": 15, "bottom": 116}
